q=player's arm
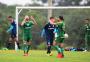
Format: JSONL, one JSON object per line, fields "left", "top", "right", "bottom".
{"left": 30, "top": 16, "right": 37, "bottom": 25}
{"left": 21, "top": 19, "right": 25, "bottom": 26}
{"left": 7, "top": 25, "right": 13, "bottom": 33}
{"left": 41, "top": 28, "right": 45, "bottom": 38}
{"left": 63, "top": 23, "right": 65, "bottom": 34}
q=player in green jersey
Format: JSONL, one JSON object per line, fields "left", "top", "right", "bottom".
{"left": 53, "top": 16, "right": 65, "bottom": 58}
{"left": 21, "top": 15, "right": 37, "bottom": 56}
{"left": 84, "top": 19, "right": 90, "bottom": 51}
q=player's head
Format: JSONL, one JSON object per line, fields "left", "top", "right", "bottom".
{"left": 58, "top": 16, "right": 64, "bottom": 21}
{"left": 84, "top": 19, "right": 89, "bottom": 24}
{"left": 8, "top": 16, "right": 13, "bottom": 21}
{"left": 50, "top": 17, "right": 55, "bottom": 22}
{"left": 24, "top": 15, "right": 29, "bottom": 21}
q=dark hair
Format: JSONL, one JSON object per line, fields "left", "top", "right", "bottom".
{"left": 50, "top": 17, "right": 54, "bottom": 19}
{"left": 8, "top": 16, "right": 13, "bottom": 18}
{"left": 85, "top": 18, "right": 89, "bottom": 21}
{"left": 59, "top": 16, "right": 64, "bottom": 20}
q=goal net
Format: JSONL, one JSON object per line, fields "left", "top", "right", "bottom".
{"left": 16, "top": 6, "right": 90, "bottom": 50}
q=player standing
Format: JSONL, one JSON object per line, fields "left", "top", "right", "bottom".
{"left": 42, "top": 17, "right": 56, "bottom": 56}
{"left": 84, "top": 19, "right": 90, "bottom": 51}
{"left": 53, "top": 16, "right": 65, "bottom": 58}
{"left": 21, "top": 15, "right": 37, "bottom": 56}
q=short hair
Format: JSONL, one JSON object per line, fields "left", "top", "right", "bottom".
{"left": 50, "top": 17, "right": 54, "bottom": 19}
{"left": 85, "top": 18, "right": 89, "bottom": 21}
{"left": 59, "top": 16, "right": 64, "bottom": 20}
{"left": 8, "top": 16, "right": 13, "bottom": 18}
{"left": 25, "top": 15, "right": 29, "bottom": 19}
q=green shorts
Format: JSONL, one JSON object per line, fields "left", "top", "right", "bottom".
{"left": 23, "top": 33, "right": 32, "bottom": 42}
{"left": 55, "top": 32, "right": 65, "bottom": 43}
{"left": 86, "top": 35, "right": 90, "bottom": 45}
{"left": 55, "top": 36, "right": 64, "bottom": 43}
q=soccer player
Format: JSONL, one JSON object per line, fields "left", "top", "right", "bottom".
{"left": 42, "top": 17, "right": 56, "bottom": 56}
{"left": 84, "top": 19, "right": 90, "bottom": 51}
{"left": 7, "top": 16, "right": 20, "bottom": 50}
{"left": 53, "top": 16, "right": 65, "bottom": 58}
{"left": 21, "top": 15, "right": 37, "bottom": 56}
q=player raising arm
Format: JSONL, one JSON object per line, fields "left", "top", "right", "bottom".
{"left": 21, "top": 15, "right": 37, "bottom": 56}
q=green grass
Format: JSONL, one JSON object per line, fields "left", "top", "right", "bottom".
{"left": 0, "top": 50, "right": 90, "bottom": 62}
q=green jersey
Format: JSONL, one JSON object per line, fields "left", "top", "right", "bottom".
{"left": 23, "top": 21, "right": 34, "bottom": 33}
{"left": 84, "top": 24, "right": 90, "bottom": 35}
{"left": 84, "top": 24, "right": 90, "bottom": 50}
{"left": 55, "top": 21, "right": 65, "bottom": 43}
{"left": 56, "top": 21, "right": 65, "bottom": 36}
{"left": 23, "top": 21, "right": 34, "bottom": 41}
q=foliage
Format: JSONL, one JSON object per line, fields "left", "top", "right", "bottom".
{"left": 0, "top": 3, "right": 90, "bottom": 49}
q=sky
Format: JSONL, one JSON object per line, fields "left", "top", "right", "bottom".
{"left": 0, "top": 0, "right": 88, "bottom": 6}
{"left": 0, "top": 0, "right": 43, "bottom": 5}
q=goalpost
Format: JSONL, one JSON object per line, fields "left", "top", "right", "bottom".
{"left": 16, "top": 6, "right": 90, "bottom": 51}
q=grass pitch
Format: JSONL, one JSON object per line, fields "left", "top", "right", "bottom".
{"left": 0, "top": 50, "right": 90, "bottom": 62}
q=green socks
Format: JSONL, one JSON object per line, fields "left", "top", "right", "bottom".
{"left": 26, "top": 45, "right": 31, "bottom": 53}
{"left": 24, "top": 44, "right": 31, "bottom": 54}
{"left": 23, "top": 44, "right": 28, "bottom": 53}
{"left": 54, "top": 45, "right": 64, "bottom": 53}
{"left": 54, "top": 45, "right": 61, "bottom": 53}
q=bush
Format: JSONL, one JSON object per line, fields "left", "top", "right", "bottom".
{"left": 37, "top": 42, "right": 46, "bottom": 50}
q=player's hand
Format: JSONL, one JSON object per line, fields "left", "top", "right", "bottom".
{"left": 30, "top": 16, "right": 34, "bottom": 20}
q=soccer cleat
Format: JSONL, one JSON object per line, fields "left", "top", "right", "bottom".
{"left": 57, "top": 53, "right": 64, "bottom": 58}
{"left": 49, "top": 52, "right": 53, "bottom": 56}
{"left": 23, "top": 53, "right": 28, "bottom": 56}
{"left": 46, "top": 53, "right": 53, "bottom": 56}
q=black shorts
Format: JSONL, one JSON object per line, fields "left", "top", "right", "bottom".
{"left": 11, "top": 33, "right": 16, "bottom": 39}
{"left": 46, "top": 38, "right": 54, "bottom": 46}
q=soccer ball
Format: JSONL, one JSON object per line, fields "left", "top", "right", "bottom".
{"left": 64, "top": 33, "right": 69, "bottom": 38}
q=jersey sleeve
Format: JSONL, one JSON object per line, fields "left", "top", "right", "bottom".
{"left": 62, "top": 22, "right": 65, "bottom": 33}
{"left": 7, "top": 25, "right": 14, "bottom": 32}
{"left": 43, "top": 23, "right": 47, "bottom": 30}
{"left": 30, "top": 21, "right": 34, "bottom": 26}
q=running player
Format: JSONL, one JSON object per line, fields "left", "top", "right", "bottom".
{"left": 53, "top": 16, "right": 65, "bottom": 58}
{"left": 7, "top": 16, "right": 20, "bottom": 50}
{"left": 42, "top": 17, "right": 56, "bottom": 56}
{"left": 21, "top": 15, "right": 37, "bottom": 56}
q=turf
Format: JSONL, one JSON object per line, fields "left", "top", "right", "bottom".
{"left": 0, "top": 50, "right": 90, "bottom": 62}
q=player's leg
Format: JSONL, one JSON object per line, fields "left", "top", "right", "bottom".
{"left": 15, "top": 38, "right": 20, "bottom": 49}
{"left": 46, "top": 36, "right": 53, "bottom": 56}
{"left": 56, "top": 37, "right": 64, "bottom": 58}
{"left": 49, "top": 39, "right": 54, "bottom": 56}
{"left": 26, "top": 35, "right": 32, "bottom": 54}
{"left": 23, "top": 36, "right": 28, "bottom": 56}
{"left": 24, "top": 35, "right": 32, "bottom": 56}
{"left": 12, "top": 33, "right": 20, "bottom": 50}
{"left": 53, "top": 38, "right": 61, "bottom": 53}
{"left": 8, "top": 37, "right": 13, "bottom": 49}
{"left": 13, "top": 37, "right": 20, "bottom": 49}
{"left": 26, "top": 40, "right": 32, "bottom": 55}
{"left": 53, "top": 37, "right": 64, "bottom": 58}
{"left": 87, "top": 35, "right": 90, "bottom": 51}
{"left": 47, "top": 41, "right": 51, "bottom": 54}
{"left": 58, "top": 32, "right": 65, "bottom": 58}
{"left": 59, "top": 39, "right": 64, "bottom": 57}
